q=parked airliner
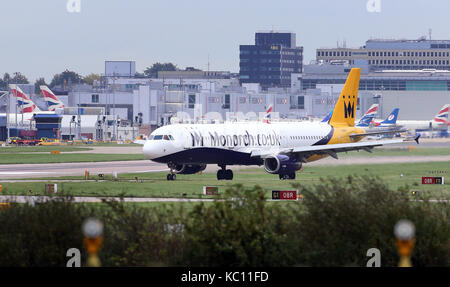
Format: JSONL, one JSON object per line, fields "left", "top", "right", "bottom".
{"left": 143, "top": 68, "right": 413, "bottom": 181}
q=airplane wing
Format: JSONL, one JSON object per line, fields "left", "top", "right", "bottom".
{"left": 349, "top": 129, "right": 407, "bottom": 139}
{"left": 250, "top": 139, "right": 404, "bottom": 159}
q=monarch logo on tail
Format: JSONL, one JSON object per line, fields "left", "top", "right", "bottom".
{"left": 344, "top": 100, "right": 354, "bottom": 119}
{"left": 329, "top": 68, "right": 360, "bottom": 127}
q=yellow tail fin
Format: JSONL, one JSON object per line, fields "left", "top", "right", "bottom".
{"left": 329, "top": 68, "right": 360, "bottom": 127}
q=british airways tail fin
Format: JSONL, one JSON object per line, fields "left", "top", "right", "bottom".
{"left": 40, "top": 85, "right": 65, "bottom": 111}
{"left": 262, "top": 104, "right": 273, "bottom": 124}
{"left": 9, "top": 84, "right": 41, "bottom": 113}
{"left": 380, "top": 108, "right": 399, "bottom": 124}
{"left": 433, "top": 104, "right": 449, "bottom": 125}
{"left": 356, "top": 104, "right": 379, "bottom": 127}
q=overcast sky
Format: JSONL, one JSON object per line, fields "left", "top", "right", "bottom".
{"left": 1, "top": 0, "right": 450, "bottom": 83}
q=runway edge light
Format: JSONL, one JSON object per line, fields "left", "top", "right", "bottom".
{"left": 82, "top": 218, "right": 104, "bottom": 267}
{"left": 394, "top": 220, "right": 415, "bottom": 267}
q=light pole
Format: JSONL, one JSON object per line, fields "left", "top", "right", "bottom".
{"left": 113, "top": 75, "right": 116, "bottom": 140}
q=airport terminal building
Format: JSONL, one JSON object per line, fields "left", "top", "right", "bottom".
{"left": 316, "top": 38, "right": 450, "bottom": 71}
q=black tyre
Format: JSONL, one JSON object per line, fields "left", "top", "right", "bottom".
{"left": 225, "top": 169, "right": 233, "bottom": 180}
{"left": 217, "top": 170, "right": 224, "bottom": 180}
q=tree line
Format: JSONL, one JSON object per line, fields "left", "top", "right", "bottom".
{"left": 0, "top": 62, "right": 198, "bottom": 93}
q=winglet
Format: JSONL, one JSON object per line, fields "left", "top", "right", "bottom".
{"left": 414, "top": 134, "right": 420, "bottom": 144}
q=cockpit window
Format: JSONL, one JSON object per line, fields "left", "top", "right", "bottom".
{"left": 151, "top": 134, "right": 174, "bottom": 140}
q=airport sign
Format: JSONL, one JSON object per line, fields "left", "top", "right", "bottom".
{"left": 272, "top": 190, "right": 299, "bottom": 200}
{"left": 422, "top": 177, "right": 444, "bottom": 185}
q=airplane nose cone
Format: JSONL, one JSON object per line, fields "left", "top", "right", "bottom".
{"left": 143, "top": 141, "right": 160, "bottom": 160}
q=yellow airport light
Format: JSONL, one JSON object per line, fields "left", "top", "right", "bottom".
{"left": 85, "top": 170, "right": 89, "bottom": 180}
{"left": 82, "top": 218, "right": 104, "bottom": 267}
{"left": 394, "top": 220, "right": 415, "bottom": 267}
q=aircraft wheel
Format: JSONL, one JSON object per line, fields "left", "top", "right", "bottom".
{"left": 289, "top": 173, "right": 296, "bottom": 180}
{"left": 217, "top": 170, "right": 224, "bottom": 180}
{"left": 172, "top": 174, "right": 176, "bottom": 180}
{"left": 167, "top": 174, "right": 176, "bottom": 181}
{"left": 225, "top": 169, "right": 233, "bottom": 180}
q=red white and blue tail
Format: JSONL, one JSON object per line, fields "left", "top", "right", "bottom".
{"left": 40, "top": 85, "right": 65, "bottom": 111}
{"left": 363, "top": 104, "right": 378, "bottom": 118}
{"left": 9, "top": 84, "right": 40, "bottom": 113}
{"left": 262, "top": 104, "right": 273, "bottom": 124}
{"left": 433, "top": 104, "right": 449, "bottom": 125}
{"left": 356, "top": 104, "right": 379, "bottom": 127}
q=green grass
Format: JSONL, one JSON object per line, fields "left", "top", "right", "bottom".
{"left": 0, "top": 153, "right": 145, "bottom": 164}
{"left": 0, "top": 146, "right": 93, "bottom": 153}
{"left": 1, "top": 161, "right": 448, "bottom": 199}
{"left": 340, "top": 147, "right": 450, "bottom": 158}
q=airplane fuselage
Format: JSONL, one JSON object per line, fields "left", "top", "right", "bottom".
{"left": 143, "top": 122, "right": 365, "bottom": 165}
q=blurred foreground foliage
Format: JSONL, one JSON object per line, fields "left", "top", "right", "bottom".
{"left": 0, "top": 176, "right": 448, "bottom": 267}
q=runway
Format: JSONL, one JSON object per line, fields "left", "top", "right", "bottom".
{"left": 0, "top": 160, "right": 167, "bottom": 179}
{"left": 0, "top": 195, "right": 215, "bottom": 203}
{"left": 0, "top": 154, "right": 449, "bottom": 179}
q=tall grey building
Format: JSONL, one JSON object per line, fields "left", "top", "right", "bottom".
{"left": 239, "top": 31, "right": 303, "bottom": 89}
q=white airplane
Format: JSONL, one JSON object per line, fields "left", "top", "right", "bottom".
{"left": 143, "top": 68, "right": 414, "bottom": 181}
{"left": 396, "top": 104, "right": 449, "bottom": 132}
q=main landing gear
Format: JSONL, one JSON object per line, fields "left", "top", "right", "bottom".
{"left": 217, "top": 165, "right": 233, "bottom": 180}
{"left": 279, "top": 173, "right": 296, "bottom": 180}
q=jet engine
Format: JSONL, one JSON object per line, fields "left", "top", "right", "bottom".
{"left": 263, "top": 155, "right": 301, "bottom": 175}
{"left": 173, "top": 164, "right": 207, "bottom": 174}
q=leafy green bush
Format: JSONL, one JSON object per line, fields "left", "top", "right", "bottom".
{"left": 180, "top": 185, "right": 300, "bottom": 266}
{"left": 291, "top": 175, "right": 450, "bottom": 266}
{"left": 0, "top": 176, "right": 448, "bottom": 267}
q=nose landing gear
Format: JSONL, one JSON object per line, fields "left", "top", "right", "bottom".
{"left": 167, "top": 163, "right": 177, "bottom": 181}
{"left": 217, "top": 165, "right": 233, "bottom": 180}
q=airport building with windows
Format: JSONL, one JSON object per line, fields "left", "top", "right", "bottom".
{"left": 316, "top": 38, "right": 450, "bottom": 71}
{"left": 295, "top": 62, "right": 450, "bottom": 120}
{"left": 239, "top": 31, "right": 303, "bottom": 88}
